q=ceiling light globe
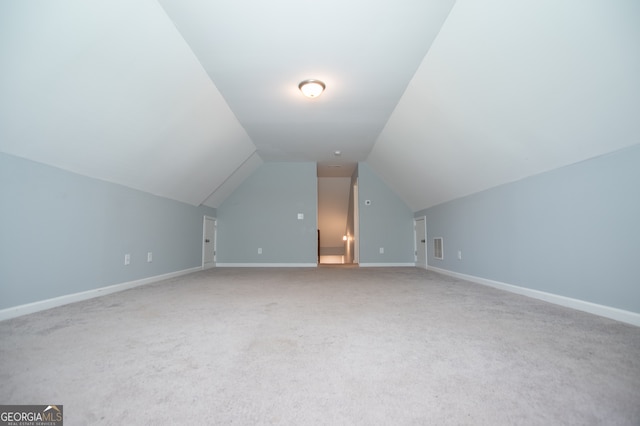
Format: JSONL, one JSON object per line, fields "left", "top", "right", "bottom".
{"left": 299, "top": 79, "right": 325, "bottom": 98}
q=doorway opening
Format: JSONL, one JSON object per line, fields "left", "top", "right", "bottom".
{"left": 317, "top": 163, "right": 358, "bottom": 265}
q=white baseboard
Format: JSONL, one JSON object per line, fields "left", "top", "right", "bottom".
{"left": 0, "top": 267, "right": 202, "bottom": 322}
{"left": 359, "top": 263, "right": 416, "bottom": 267}
{"left": 216, "top": 263, "right": 318, "bottom": 268}
{"left": 428, "top": 266, "right": 640, "bottom": 327}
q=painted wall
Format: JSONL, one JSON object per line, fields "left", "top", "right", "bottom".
{"left": 358, "top": 162, "right": 415, "bottom": 264}
{"left": 0, "top": 152, "right": 216, "bottom": 310}
{"left": 216, "top": 162, "right": 318, "bottom": 265}
{"left": 415, "top": 144, "right": 640, "bottom": 314}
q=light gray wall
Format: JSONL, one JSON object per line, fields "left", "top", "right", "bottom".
{"left": 0, "top": 152, "right": 216, "bottom": 310}
{"left": 359, "top": 162, "right": 415, "bottom": 264}
{"left": 216, "top": 162, "right": 318, "bottom": 264}
{"left": 415, "top": 144, "right": 640, "bottom": 314}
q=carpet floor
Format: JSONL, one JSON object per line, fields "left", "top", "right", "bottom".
{"left": 1, "top": 267, "right": 639, "bottom": 425}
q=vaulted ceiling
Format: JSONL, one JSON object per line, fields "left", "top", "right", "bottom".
{"left": 1, "top": 1, "right": 638, "bottom": 211}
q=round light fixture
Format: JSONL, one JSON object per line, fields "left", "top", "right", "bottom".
{"left": 298, "top": 79, "right": 325, "bottom": 98}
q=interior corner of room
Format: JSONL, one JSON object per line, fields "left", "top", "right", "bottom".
{"left": 1, "top": 0, "right": 639, "bottom": 325}
{"left": 1, "top": 1, "right": 639, "bottom": 421}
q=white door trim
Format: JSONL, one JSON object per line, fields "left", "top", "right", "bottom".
{"left": 353, "top": 179, "right": 359, "bottom": 264}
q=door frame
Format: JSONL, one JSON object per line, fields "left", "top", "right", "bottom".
{"left": 202, "top": 216, "right": 217, "bottom": 269}
{"left": 353, "top": 179, "right": 359, "bottom": 264}
{"left": 414, "top": 216, "right": 427, "bottom": 269}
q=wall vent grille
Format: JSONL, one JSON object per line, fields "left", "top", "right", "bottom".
{"left": 434, "top": 237, "right": 444, "bottom": 260}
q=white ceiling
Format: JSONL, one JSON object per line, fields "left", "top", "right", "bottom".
{"left": 0, "top": 0, "right": 256, "bottom": 206}
{"left": 369, "top": 0, "right": 640, "bottom": 210}
{"left": 1, "top": 1, "right": 638, "bottom": 210}
{"left": 157, "top": 0, "right": 455, "bottom": 177}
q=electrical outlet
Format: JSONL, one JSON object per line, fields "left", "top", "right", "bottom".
{"left": 379, "top": 247, "right": 384, "bottom": 254}
{"left": 124, "top": 254, "right": 130, "bottom": 265}
{"left": 457, "top": 250, "right": 462, "bottom": 260}
{"left": 258, "top": 248, "right": 262, "bottom": 254}
{"left": 297, "top": 213, "right": 304, "bottom": 220}
{"left": 147, "top": 252, "right": 153, "bottom": 262}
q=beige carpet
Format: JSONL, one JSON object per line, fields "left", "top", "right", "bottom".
{"left": 1, "top": 267, "right": 639, "bottom": 425}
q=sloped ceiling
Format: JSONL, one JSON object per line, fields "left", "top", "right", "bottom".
{"left": 1, "top": 1, "right": 638, "bottom": 211}
{"left": 369, "top": 0, "right": 640, "bottom": 210}
{"left": 0, "top": 1, "right": 257, "bottom": 207}
{"left": 157, "top": 0, "right": 455, "bottom": 175}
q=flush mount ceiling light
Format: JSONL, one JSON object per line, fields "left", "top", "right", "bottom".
{"left": 298, "top": 79, "right": 325, "bottom": 98}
